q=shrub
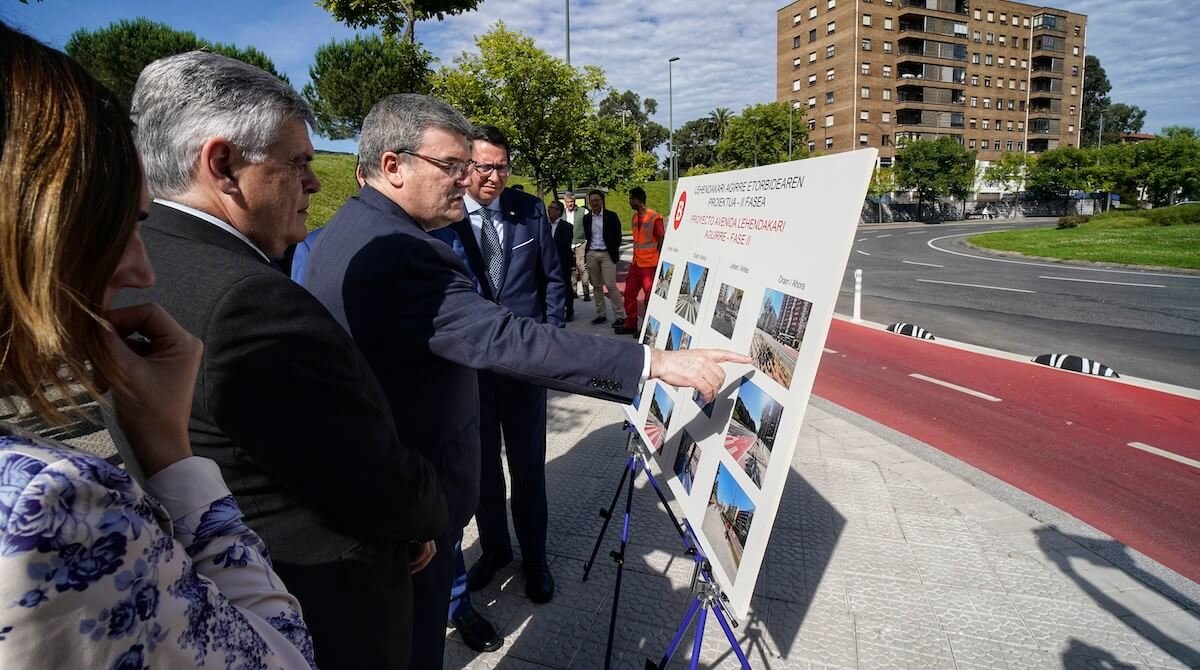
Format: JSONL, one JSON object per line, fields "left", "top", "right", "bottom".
{"left": 1057, "top": 214, "right": 1089, "bottom": 229}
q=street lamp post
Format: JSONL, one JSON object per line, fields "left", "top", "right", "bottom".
{"left": 668, "top": 56, "right": 680, "bottom": 203}
{"left": 788, "top": 101, "right": 796, "bottom": 160}
{"left": 564, "top": 0, "right": 571, "bottom": 67}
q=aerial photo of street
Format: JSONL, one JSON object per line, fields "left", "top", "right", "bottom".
{"left": 711, "top": 282, "right": 744, "bottom": 339}
{"left": 653, "top": 261, "right": 674, "bottom": 300}
{"left": 703, "top": 463, "right": 756, "bottom": 576}
{"left": 724, "top": 377, "right": 783, "bottom": 487}
{"left": 750, "top": 287, "right": 812, "bottom": 389}
{"left": 674, "top": 261, "right": 709, "bottom": 323}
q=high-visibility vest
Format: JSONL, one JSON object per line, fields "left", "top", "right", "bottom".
{"left": 631, "top": 209, "right": 664, "bottom": 268}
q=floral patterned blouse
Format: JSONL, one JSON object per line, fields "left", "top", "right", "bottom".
{"left": 0, "top": 430, "right": 317, "bottom": 669}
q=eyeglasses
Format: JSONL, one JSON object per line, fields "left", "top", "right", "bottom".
{"left": 472, "top": 163, "right": 511, "bottom": 177}
{"left": 399, "top": 150, "right": 475, "bottom": 179}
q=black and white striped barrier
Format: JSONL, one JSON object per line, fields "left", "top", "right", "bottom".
{"left": 886, "top": 323, "right": 936, "bottom": 340}
{"left": 1032, "top": 354, "right": 1119, "bottom": 378}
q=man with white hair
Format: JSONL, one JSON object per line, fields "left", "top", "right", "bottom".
{"left": 107, "top": 52, "right": 447, "bottom": 669}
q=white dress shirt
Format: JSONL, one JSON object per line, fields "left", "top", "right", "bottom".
{"left": 155, "top": 199, "right": 272, "bottom": 262}
{"left": 588, "top": 209, "right": 607, "bottom": 250}
{"left": 463, "top": 194, "right": 505, "bottom": 249}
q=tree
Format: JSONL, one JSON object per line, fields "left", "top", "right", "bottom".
{"left": 1135, "top": 128, "right": 1200, "bottom": 205}
{"left": 65, "top": 18, "right": 287, "bottom": 109}
{"left": 571, "top": 115, "right": 639, "bottom": 190}
{"left": 672, "top": 118, "right": 719, "bottom": 173}
{"left": 982, "top": 152, "right": 1029, "bottom": 201}
{"left": 432, "top": 22, "right": 605, "bottom": 196}
{"left": 866, "top": 167, "right": 895, "bottom": 222}
{"left": 598, "top": 89, "right": 668, "bottom": 153}
{"left": 716, "top": 103, "right": 798, "bottom": 169}
{"left": 1098, "top": 102, "right": 1147, "bottom": 146}
{"left": 1024, "top": 146, "right": 1090, "bottom": 199}
{"left": 709, "top": 107, "right": 733, "bottom": 142}
{"left": 1080, "top": 55, "right": 1111, "bottom": 148}
{"left": 303, "top": 35, "right": 433, "bottom": 140}
{"left": 893, "top": 137, "right": 976, "bottom": 221}
{"left": 317, "top": 0, "right": 479, "bottom": 44}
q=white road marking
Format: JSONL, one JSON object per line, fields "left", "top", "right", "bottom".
{"left": 909, "top": 373, "right": 1002, "bottom": 402}
{"left": 1128, "top": 442, "right": 1200, "bottom": 470}
{"left": 907, "top": 231, "right": 928, "bottom": 235}
{"left": 857, "top": 237, "right": 868, "bottom": 242}
{"left": 1039, "top": 275, "right": 1166, "bottom": 288}
{"left": 823, "top": 347, "right": 838, "bottom": 354}
{"left": 903, "top": 260, "right": 945, "bottom": 268}
{"left": 876, "top": 234, "right": 893, "bottom": 238}
{"left": 927, "top": 232, "right": 1199, "bottom": 280}
{"left": 856, "top": 250, "right": 871, "bottom": 256}
{"left": 916, "top": 278, "right": 1035, "bottom": 293}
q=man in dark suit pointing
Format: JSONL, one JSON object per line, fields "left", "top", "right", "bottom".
{"left": 303, "top": 94, "right": 748, "bottom": 669}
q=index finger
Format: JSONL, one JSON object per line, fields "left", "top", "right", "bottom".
{"left": 701, "top": 349, "right": 752, "bottom": 365}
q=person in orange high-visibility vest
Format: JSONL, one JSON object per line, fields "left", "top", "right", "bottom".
{"left": 617, "top": 186, "right": 665, "bottom": 334}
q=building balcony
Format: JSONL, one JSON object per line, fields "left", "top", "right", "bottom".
{"left": 898, "top": 13, "right": 969, "bottom": 39}
{"left": 899, "top": 0, "right": 969, "bottom": 15}
{"left": 897, "top": 109, "right": 965, "bottom": 129}
{"left": 897, "top": 37, "right": 968, "bottom": 63}
{"left": 1028, "top": 137, "right": 1059, "bottom": 153}
{"left": 897, "top": 63, "right": 966, "bottom": 85}
{"left": 1029, "top": 100, "right": 1062, "bottom": 115}
{"left": 896, "top": 85, "right": 966, "bottom": 107}
{"left": 1031, "top": 78, "right": 1064, "bottom": 95}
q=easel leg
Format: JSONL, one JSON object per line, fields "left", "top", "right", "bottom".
{"left": 604, "top": 460, "right": 639, "bottom": 669}
{"left": 653, "top": 596, "right": 703, "bottom": 669}
{"left": 688, "top": 606, "right": 708, "bottom": 670}
{"left": 583, "top": 442, "right": 635, "bottom": 580}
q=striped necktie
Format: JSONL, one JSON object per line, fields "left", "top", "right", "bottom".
{"left": 478, "top": 206, "right": 503, "bottom": 292}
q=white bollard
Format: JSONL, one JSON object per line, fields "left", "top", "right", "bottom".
{"left": 853, "top": 269, "right": 862, "bottom": 322}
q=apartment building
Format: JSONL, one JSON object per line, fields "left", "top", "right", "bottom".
{"left": 776, "top": 0, "right": 1087, "bottom": 167}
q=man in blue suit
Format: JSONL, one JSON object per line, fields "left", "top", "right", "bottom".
{"left": 303, "top": 94, "right": 747, "bottom": 669}
{"left": 433, "top": 126, "right": 564, "bottom": 607}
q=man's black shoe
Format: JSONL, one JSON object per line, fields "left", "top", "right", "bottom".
{"left": 524, "top": 563, "right": 555, "bottom": 604}
{"left": 467, "top": 551, "right": 513, "bottom": 591}
{"left": 590, "top": 315, "right": 607, "bottom": 325}
{"left": 450, "top": 607, "right": 503, "bottom": 652}
{"left": 583, "top": 295, "right": 592, "bottom": 302}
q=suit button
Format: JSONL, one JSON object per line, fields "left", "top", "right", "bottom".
{"left": 616, "top": 384, "right": 623, "bottom": 391}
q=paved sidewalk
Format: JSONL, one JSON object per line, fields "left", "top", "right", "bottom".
{"left": 448, "top": 318, "right": 1200, "bottom": 669}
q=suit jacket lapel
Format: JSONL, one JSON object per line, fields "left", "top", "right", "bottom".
{"left": 448, "top": 218, "right": 494, "bottom": 301}
{"left": 498, "top": 192, "right": 518, "bottom": 294}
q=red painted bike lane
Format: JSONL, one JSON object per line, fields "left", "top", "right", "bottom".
{"left": 813, "top": 319, "right": 1200, "bottom": 582}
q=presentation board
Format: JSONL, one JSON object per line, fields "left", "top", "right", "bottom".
{"left": 625, "top": 149, "right": 877, "bottom": 619}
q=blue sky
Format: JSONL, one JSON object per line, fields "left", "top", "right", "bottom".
{"left": 736, "top": 378, "right": 780, "bottom": 424}
{"left": 5, "top": 0, "right": 1194, "bottom": 154}
{"left": 762, "top": 287, "right": 786, "bottom": 316}
{"left": 668, "top": 323, "right": 690, "bottom": 350}
{"left": 713, "top": 463, "right": 755, "bottom": 511}
{"left": 685, "top": 262, "right": 706, "bottom": 291}
{"left": 651, "top": 383, "right": 675, "bottom": 421}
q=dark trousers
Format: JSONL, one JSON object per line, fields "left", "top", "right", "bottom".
{"left": 475, "top": 372, "right": 549, "bottom": 564}
{"left": 409, "top": 527, "right": 463, "bottom": 669}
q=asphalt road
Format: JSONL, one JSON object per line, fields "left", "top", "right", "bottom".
{"left": 815, "top": 319, "right": 1200, "bottom": 584}
{"left": 836, "top": 219, "right": 1200, "bottom": 387}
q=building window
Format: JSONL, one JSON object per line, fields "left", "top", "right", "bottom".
{"left": 1069, "top": 104, "right": 1076, "bottom": 116}
{"left": 809, "top": 6, "right": 817, "bottom": 19}
{"left": 971, "top": 75, "right": 979, "bottom": 86}
{"left": 793, "top": 57, "right": 803, "bottom": 69}
{"left": 807, "top": 141, "right": 816, "bottom": 152}
{"left": 862, "top": 38, "right": 872, "bottom": 51}
{"left": 1021, "top": 59, "right": 1028, "bottom": 69}
{"left": 794, "top": 13, "right": 802, "bottom": 24}
{"left": 1019, "top": 80, "right": 1026, "bottom": 91}
{"left": 1072, "top": 46, "right": 1080, "bottom": 55}
{"left": 793, "top": 36, "right": 802, "bottom": 48}
{"left": 861, "top": 86, "right": 870, "bottom": 98}
{"left": 984, "top": 77, "right": 992, "bottom": 88}
{"left": 826, "top": 91, "right": 834, "bottom": 103}
{"left": 807, "top": 118, "right": 816, "bottom": 130}
{"left": 808, "top": 96, "right": 817, "bottom": 107}
{"left": 1007, "top": 120, "right": 1014, "bottom": 131}
{"left": 985, "top": 54, "right": 993, "bottom": 66}
{"left": 1013, "top": 15, "right": 1020, "bottom": 26}
{"left": 1023, "top": 17, "right": 1030, "bottom": 27}
{"left": 825, "top": 137, "right": 834, "bottom": 149}
{"left": 862, "top": 14, "right": 872, "bottom": 26}
{"left": 826, "top": 68, "right": 835, "bottom": 81}
{"left": 1070, "top": 85, "right": 1077, "bottom": 95}
{"left": 986, "top": 11, "right": 994, "bottom": 22}
{"left": 994, "top": 140, "right": 1001, "bottom": 151}
{"left": 1068, "top": 124, "right": 1075, "bottom": 133}
{"left": 1008, "top": 78, "right": 1015, "bottom": 89}
{"left": 1007, "top": 99, "right": 1015, "bottom": 110}
{"left": 809, "top": 28, "right": 817, "bottom": 42}
{"left": 825, "top": 114, "right": 834, "bottom": 127}
{"left": 1010, "top": 58, "right": 1017, "bottom": 67}
{"left": 969, "top": 118, "right": 977, "bottom": 129}
{"left": 827, "top": 21, "right": 836, "bottom": 34}
{"left": 972, "top": 52, "right": 980, "bottom": 64}
{"left": 969, "top": 139, "right": 977, "bottom": 149}
{"left": 1074, "top": 25, "right": 1081, "bottom": 36}
{"left": 1071, "top": 65, "right": 1079, "bottom": 77}
{"left": 883, "top": 41, "right": 893, "bottom": 53}
{"left": 883, "top": 16, "right": 893, "bottom": 30}
{"left": 827, "top": 0, "right": 836, "bottom": 9}
{"left": 999, "top": 13, "right": 1006, "bottom": 23}
{"left": 986, "top": 32, "right": 995, "bottom": 45}
{"left": 859, "top": 134, "right": 869, "bottom": 145}
{"left": 793, "top": 80, "right": 801, "bottom": 91}
{"left": 882, "top": 65, "right": 892, "bottom": 77}
{"left": 808, "top": 73, "right": 817, "bottom": 86}
{"left": 973, "top": 30, "right": 981, "bottom": 42}
{"left": 860, "top": 110, "right": 870, "bottom": 121}
{"left": 810, "top": 51, "right": 818, "bottom": 63}
{"left": 998, "top": 35, "right": 1006, "bottom": 46}
{"left": 1007, "top": 140, "right": 1014, "bottom": 151}
{"left": 983, "top": 97, "right": 990, "bottom": 108}
{"left": 881, "top": 111, "right": 891, "bottom": 123}
{"left": 861, "top": 63, "right": 871, "bottom": 75}
{"left": 969, "top": 96, "right": 977, "bottom": 107}
{"left": 1017, "top": 140, "right": 1024, "bottom": 151}
{"left": 792, "top": 99, "right": 802, "bottom": 110}
{"left": 973, "top": 8, "right": 980, "bottom": 20}
{"left": 882, "top": 88, "right": 892, "bottom": 100}
{"left": 982, "top": 119, "right": 990, "bottom": 130}
{"left": 826, "top": 44, "right": 836, "bottom": 58}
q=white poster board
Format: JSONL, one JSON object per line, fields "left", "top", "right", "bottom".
{"left": 625, "top": 149, "right": 877, "bottom": 619}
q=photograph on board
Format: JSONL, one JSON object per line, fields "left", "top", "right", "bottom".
{"left": 674, "top": 261, "right": 709, "bottom": 324}
{"left": 711, "top": 283, "right": 744, "bottom": 339}
{"left": 724, "top": 377, "right": 782, "bottom": 487}
{"left": 645, "top": 383, "right": 676, "bottom": 453}
{"left": 642, "top": 315, "right": 662, "bottom": 347}
{"left": 672, "top": 430, "right": 701, "bottom": 494}
{"left": 750, "top": 288, "right": 813, "bottom": 389}
{"left": 654, "top": 261, "right": 675, "bottom": 300}
{"left": 665, "top": 323, "right": 692, "bottom": 352}
{"left": 703, "top": 463, "right": 756, "bottom": 575}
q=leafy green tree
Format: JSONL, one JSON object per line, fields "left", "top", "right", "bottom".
{"left": 717, "top": 102, "right": 798, "bottom": 168}
{"left": 893, "top": 137, "right": 976, "bottom": 220}
{"left": 982, "top": 152, "right": 1029, "bottom": 200}
{"left": 598, "top": 89, "right": 668, "bottom": 154}
{"left": 866, "top": 167, "right": 895, "bottom": 222}
{"left": 709, "top": 107, "right": 733, "bottom": 142}
{"left": 1136, "top": 128, "right": 1200, "bottom": 205}
{"left": 433, "top": 22, "right": 605, "bottom": 196}
{"left": 672, "top": 118, "right": 719, "bottom": 173}
{"left": 303, "top": 35, "right": 433, "bottom": 140}
{"left": 1099, "top": 102, "right": 1147, "bottom": 145}
{"left": 630, "top": 151, "right": 660, "bottom": 186}
{"left": 1024, "top": 146, "right": 1090, "bottom": 199}
{"left": 1080, "top": 55, "right": 1111, "bottom": 148}
{"left": 317, "top": 0, "right": 479, "bottom": 44}
{"left": 65, "top": 18, "right": 287, "bottom": 109}
{"left": 571, "top": 115, "right": 639, "bottom": 190}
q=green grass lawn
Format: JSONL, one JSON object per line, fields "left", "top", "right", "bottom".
{"left": 308, "top": 152, "right": 673, "bottom": 235}
{"left": 968, "top": 205, "right": 1200, "bottom": 270}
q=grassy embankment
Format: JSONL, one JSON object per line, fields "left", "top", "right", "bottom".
{"left": 968, "top": 204, "right": 1200, "bottom": 270}
{"left": 308, "top": 152, "right": 672, "bottom": 235}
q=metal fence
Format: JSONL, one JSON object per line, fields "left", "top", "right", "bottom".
{"left": 860, "top": 197, "right": 1101, "bottom": 224}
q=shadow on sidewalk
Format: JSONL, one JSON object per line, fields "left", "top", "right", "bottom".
{"left": 1036, "top": 528, "right": 1200, "bottom": 668}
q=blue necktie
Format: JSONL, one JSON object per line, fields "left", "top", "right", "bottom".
{"left": 478, "top": 207, "right": 503, "bottom": 292}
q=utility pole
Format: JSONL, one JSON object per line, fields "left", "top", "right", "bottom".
{"left": 668, "top": 56, "right": 680, "bottom": 203}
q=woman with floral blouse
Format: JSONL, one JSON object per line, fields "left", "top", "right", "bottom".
{"left": 0, "top": 23, "right": 316, "bottom": 669}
